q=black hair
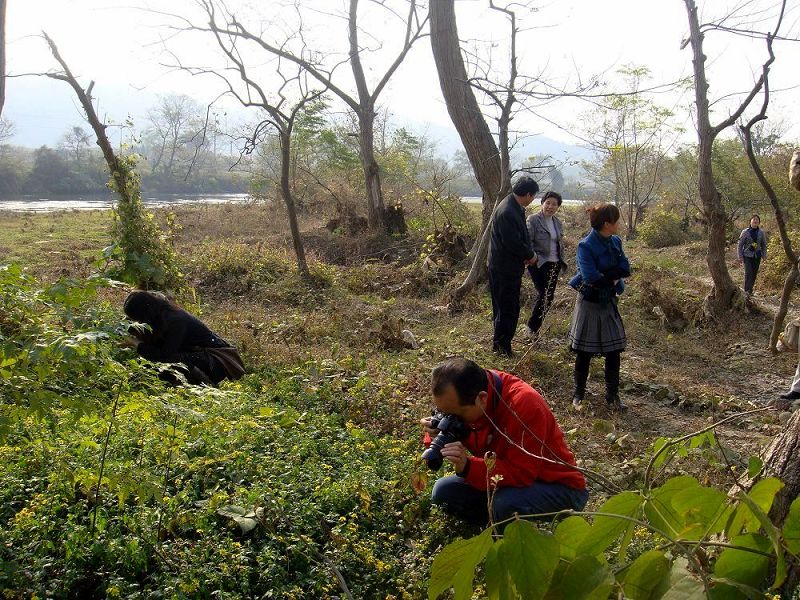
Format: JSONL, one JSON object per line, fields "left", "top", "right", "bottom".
{"left": 588, "top": 203, "right": 621, "bottom": 231}
{"left": 512, "top": 176, "right": 540, "bottom": 198}
{"left": 750, "top": 214, "right": 761, "bottom": 224}
{"left": 541, "top": 190, "right": 563, "bottom": 206}
{"left": 431, "top": 357, "right": 488, "bottom": 406}
{"left": 123, "top": 290, "right": 179, "bottom": 327}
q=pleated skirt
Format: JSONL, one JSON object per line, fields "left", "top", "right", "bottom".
{"left": 568, "top": 296, "right": 626, "bottom": 354}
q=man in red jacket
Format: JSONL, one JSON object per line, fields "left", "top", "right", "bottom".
{"left": 422, "top": 357, "right": 588, "bottom": 525}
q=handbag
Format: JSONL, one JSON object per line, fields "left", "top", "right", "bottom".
{"left": 777, "top": 318, "right": 800, "bottom": 353}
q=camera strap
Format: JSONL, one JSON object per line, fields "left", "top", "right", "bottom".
{"left": 489, "top": 370, "right": 503, "bottom": 410}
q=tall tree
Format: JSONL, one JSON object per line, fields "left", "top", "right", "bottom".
{"left": 179, "top": 0, "right": 427, "bottom": 233}
{"left": 682, "top": 0, "right": 788, "bottom": 316}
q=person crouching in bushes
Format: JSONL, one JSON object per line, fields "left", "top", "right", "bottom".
{"left": 568, "top": 203, "right": 631, "bottom": 411}
{"left": 123, "top": 290, "right": 245, "bottom": 386}
{"left": 420, "top": 357, "right": 588, "bottom": 526}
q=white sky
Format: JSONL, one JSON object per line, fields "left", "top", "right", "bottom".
{"left": 5, "top": 0, "right": 800, "bottom": 151}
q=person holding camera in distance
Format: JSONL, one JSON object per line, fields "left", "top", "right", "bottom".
{"left": 525, "top": 190, "right": 568, "bottom": 340}
{"left": 568, "top": 203, "right": 631, "bottom": 412}
{"left": 420, "top": 357, "right": 588, "bottom": 526}
{"left": 123, "top": 290, "right": 245, "bottom": 386}
{"left": 736, "top": 214, "right": 767, "bottom": 298}
{"left": 487, "top": 176, "right": 540, "bottom": 357}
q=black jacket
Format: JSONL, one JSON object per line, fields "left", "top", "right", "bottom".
{"left": 488, "top": 194, "right": 535, "bottom": 275}
{"left": 134, "top": 310, "right": 230, "bottom": 363}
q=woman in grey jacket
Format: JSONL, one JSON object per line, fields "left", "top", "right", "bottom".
{"left": 525, "top": 191, "right": 568, "bottom": 337}
{"left": 736, "top": 214, "right": 767, "bottom": 296}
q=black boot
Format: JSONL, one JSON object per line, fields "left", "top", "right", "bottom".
{"left": 605, "top": 351, "right": 627, "bottom": 411}
{"left": 573, "top": 352, "right": 590, "bottom": 409}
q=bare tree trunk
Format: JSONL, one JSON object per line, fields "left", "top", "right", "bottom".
{"left": 0, "top": 0, "right": 6, "bottom": 117}
{"left": 279, "top": 130, "right": 310, "bottom": 280}
{"left": 430, "top": 0, "right": 510, "bottom": 307}
{"left": 357, "top": 108, "right": 386, "bottom": 231}
{"left": 430, "top": 0, "right": 504, "bottom": 231}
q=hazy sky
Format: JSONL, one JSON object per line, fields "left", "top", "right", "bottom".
{"left": 5, "top": 0, "right": 800, "bottom": 151}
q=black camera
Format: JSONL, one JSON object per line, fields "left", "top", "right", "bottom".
{"left": 421, "top": 411, "right": 470, "bottom": 471}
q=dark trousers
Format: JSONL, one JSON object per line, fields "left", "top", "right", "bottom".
{"left": 431, "top": 475, "right": 589, "bottom": 525}
{"left": 574, "top": 350, "right": 621, "bottom": 399}
{"left": 743, "top": 256, "right": 761, "bottom": 294}
{"left": 527, "top": 261, "right": 561, "bottom": 334}
{"left": 488, "top": 268, "right": 522, "bottom": 354}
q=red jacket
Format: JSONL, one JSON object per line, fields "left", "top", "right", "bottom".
{"left": 427, "top": 370, "right": 585, "bottom": 491}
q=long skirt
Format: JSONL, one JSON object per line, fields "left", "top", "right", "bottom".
{"left": 568, "top": 295, "right": 626, "bottom": 354}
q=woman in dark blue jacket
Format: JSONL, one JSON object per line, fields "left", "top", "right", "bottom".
{"left": 568, "top": 204, "right": 631, "bottom": 411}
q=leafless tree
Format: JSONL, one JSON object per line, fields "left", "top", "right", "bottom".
{"left": 174, "top": 4, "right": 327, "bottom": 280}
{"left": 144, "top": 94, "right": 205, "bottom": 177}
{"left": 734, "top": 11, "right": 796, "bottom": 350}
{"left": 169, "top": 0, "right": 427, "bottom": 233}
{"left": 682, "top": 0, "right": 791, "bottom": 317}
{"left": 60, "top": 125, "right": 93, "bottom": 163}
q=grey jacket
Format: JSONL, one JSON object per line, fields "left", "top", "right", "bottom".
{"left": 737, "top": 227, "right": 767, "bottom": 260}
{"left": 527, "top": 212, "right": 567, "bottom": 268}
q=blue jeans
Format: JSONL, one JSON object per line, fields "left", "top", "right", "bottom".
{"left": 431, "top": 475, "right": 589, "bottom": 525}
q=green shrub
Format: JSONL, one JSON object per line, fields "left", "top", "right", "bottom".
{"left": 638, "top": 209, "right": 687, "bottom": 248}
{"left": 758, "top": 228, "right": 800, "bottom": 292}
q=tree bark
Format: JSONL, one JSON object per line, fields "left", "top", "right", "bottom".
{"left": 430, "top": 0, "right": 504, "bottom": 230}
{"left": 430, "top": 0, "right": 509, "bottom": 307}
{"left": 279, "top": 128, "right": 310, "bottom": 280}
{"left": 684, "top": 0, "right": 740, "bottom": 315}
{"left": 357, "top": 106, "right": 386, "bottom": 231}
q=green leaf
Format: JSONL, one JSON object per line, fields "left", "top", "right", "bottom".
{"left": 554, "top": 516, "right": 591, "bottom": 560}
{"left": 578, "top": 492, "right": 644, "bottom": 556}
{"left": 645, "top": 476, "right": 701, "bottom": 538}
{"left": 746, "top": 456, "right": 763, "bottom": 479}
{"left": 726, "top": 478, "right": 784, "bottom": 538}
{"left": 501, "top": 521, "right": 559, "bottom": 600}
{"left": 713, "top": 534, "right": 771, "bottom": 589}
{"left": 735, "top": 491, "right": 785, "bottom": 588}
{"left": 782, "top": 496, "right": 800, "bottom": 556}
{"left": 671, "top": 485, "right": 728, "bottom": 539}
{"left": 662, "top": 557, "right": 706, "bottom": 599}
{"left": 622, "top": 550, "right": 671, "bottom": 600}
{"left": 485, "top": 542, "right": 513, "bottom": 600}
{"left": 554, "top": 555, "right": 614, "bottom": 600}
{"left": 428, "top": 530, "right": 493, "bottom": 600}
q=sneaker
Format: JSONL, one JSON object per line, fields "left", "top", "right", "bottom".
{"left": 525, "top": 325, "right": 538, "bottom": 341}
{"left": 779, "top": 391, "right": 800, "bottom": 400}
{"left": 572, "top": 395, "right": 583, "bottom": 410}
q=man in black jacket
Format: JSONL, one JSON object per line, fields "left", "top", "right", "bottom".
{"left": 488, "top": 176, "right": 539, "bottom": 356}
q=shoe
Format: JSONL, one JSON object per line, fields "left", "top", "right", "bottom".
{"left": 525, "top": 325, "right": 538, "bottom": 341}
{"left": 492, "top": 345, "right": 514, "bottom": 358}
{"left": 572, "top": 394, "right": 583, "bottom": 410}
{"left": 606, "top": 393, "right": 628, "bottom": 412}
{"left": 779, "top": 391, "right": 800, "bottom": 400}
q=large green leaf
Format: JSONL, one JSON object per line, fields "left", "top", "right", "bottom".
{"left": 713, "top": 534, "right": 771, "bottom": 590}
{"left": 501, "top": 521, "right": 559, "bottom": 600}
{"left": 734, "top": 492, "right": 785, "bottom": 589}
{"left": 484, "top": 542, "right": 513, "bottom": 600}
{"left": 554, "top": 516, "right": 591, "bottom": 560}
{"left": 553, "top": 555, "right": 614, "bottom": 600}
{"left": 782, "top": 496, "right": 800, "bottom": 556}
{"left": 622, "top": 550, "right": 671, "bottom": 600}
{"left": 578, "top": 492, "right": 644, "bottom": 556}
{"left": 662, "top": 557, "right": 706, "bottom": 599}
{"left": 644, "top": 476, "right": 700, "bottom": 538}
{"left": 428, "top": 530, "right": 493, "bottom": 600}
{"left": 726, "top": 478, "right": 784, "bottom": 538}
{"left": 671, "top": 485, "right": 729, "bottom": 539}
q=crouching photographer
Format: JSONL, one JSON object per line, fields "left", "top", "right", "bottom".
{"left": 420, "top": 357, "right": 588, "bottom": 526}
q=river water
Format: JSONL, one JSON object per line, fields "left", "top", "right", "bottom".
{"left": 0, "top": 193, "right": 583, "bottom": 213}
{"left": 0, "top": 193, "right": 252, "bottom": 213}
